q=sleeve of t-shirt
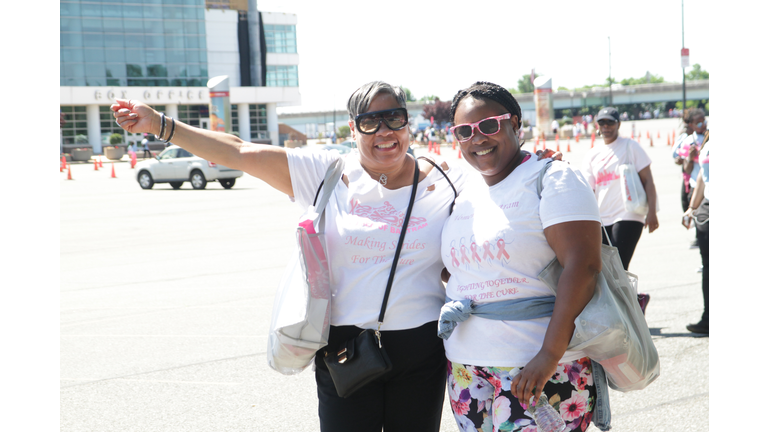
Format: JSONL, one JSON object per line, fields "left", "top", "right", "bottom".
{"left": 285, "top": 148, "right": 342, "bottom": 209}
{"left": 540, "top": 161, "right": 602, "bottom": 229}
{"left": 629, "top": 140, "right": 652, "bottom": 172}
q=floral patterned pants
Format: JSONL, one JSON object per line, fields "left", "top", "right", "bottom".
{"left": 447, "top": 358, "right": 596, "bottom": 432}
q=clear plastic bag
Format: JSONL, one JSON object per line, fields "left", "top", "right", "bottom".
{"left": 538, "top": 244, "right": 660, "bottom": 392}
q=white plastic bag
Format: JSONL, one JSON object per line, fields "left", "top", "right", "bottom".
{"left": 538, "top": 243, "right": 660, "bottom": 392}
{"left": 267, "top": 159, "right": 343, "bottom": 375}
{"left": 618, "top": 142, "right": 649, "bottom": 216}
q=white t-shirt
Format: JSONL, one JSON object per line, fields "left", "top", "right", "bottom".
{"left": 440, "top": 155, "right": 601, "bottom": 367}
{"left": 287, "top": 148, "right": 468, "bottom": 331}
{"left": 580, "top": 137, "right": 652, "bottom": 225}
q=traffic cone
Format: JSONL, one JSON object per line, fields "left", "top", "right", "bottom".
{"left": 575, "top": 134, "right": 580, "bottom": 143}
{"left": 99, "top": 157, "right": 103, "bottom": 168}
{"left": 591, "top": 132, "right": 595, "bottom": 148}
{"left": 657, "top": 131, "right": 660, "bottom": 139}
{"left": 60, "top": 156, "right": 66, "bottom": 172}
{"left": 67, "top": 164, "right": 73, "bottom": 180}
{"left": 673, "top": 130, "right": 676, "bottom": 142}
{"left": 667, "top": 134, "right": 671, "bottom": 146}
{"left": 567, "top": 139, "right": 571, "bottom": 152}
{"left": 452, "top": 141, "right": 456, "bottom": 150}
{"left": 649, "top": 137, "right": 653, "bottom": 147}
{"left": 542, "top": 140, "right": 547, "bottom": 151}
{"left": 94, "top": 159, "right": 99, "bottom": 171}
{"left": 647, "top": 131, "right": 650, "bottom": 139}
{"left": 457, "top": 148, "right": 461, "bottom": 159}
{"left": 533, "top": 138, "right": 538, "bottom": 153}
{"left": 131, "top": 152, "right": 137, "bottom": 168}
{"left": 437, "top": 143, "right": 441, "bottom": 155}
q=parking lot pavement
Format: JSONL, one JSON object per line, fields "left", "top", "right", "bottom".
{"left": 58, "top": 120, "right": 707, "bottom": 431}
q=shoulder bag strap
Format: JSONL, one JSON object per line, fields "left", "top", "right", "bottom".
{"left": 378, "top": 157, "right": 421, "bottom": 324}
{"left": 417, "top": 156, "right": 457, "bottom": 214}
{"left": 312, "top": 158, "right": 345, "bottom": 207}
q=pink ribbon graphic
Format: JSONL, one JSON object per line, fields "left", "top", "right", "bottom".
{"left": 470, "top": 243, "right": 481, "bottom": 263}
{"left": 460, "top": 245, "right": 470, "bottom": 264}
{"left": 496, "top": 239, "right": 510, "bottom": 260}
{"left": 482, "top": 241, "right": 494, "bottom": 260}
{"left": 450, "top": 248, "right": 460, "bottom": 267}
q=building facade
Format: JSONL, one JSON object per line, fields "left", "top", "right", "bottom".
{"left": 60, "top": 0, "right": 300, "bottom": 153}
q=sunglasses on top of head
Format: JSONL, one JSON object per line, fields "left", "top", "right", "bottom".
{"left": 450, "top": 113, "right": 511, "bottom": 143}
{"left": 354, "top": 108, "right": 409, "bottom": 135}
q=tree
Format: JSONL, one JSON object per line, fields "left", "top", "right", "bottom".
{"left": 337, "top": 125, "right": 350, "bottom": 139}
{"left": 419, "top": 95, "right": 439, "bottom": 102}
{"left": 517, "top": 73, "right": 539, "bottom": 93}
{"left": 401, "top": 86, "right": 417, "bottom": 102}
{"left": 686, "top": 64, "right": 709, "bottom": 80}
{"left": 421, "top": 99, "right": 452, "bottom": 126}
{"left": 620, "top": 72, "right": 665, "bottom": 86}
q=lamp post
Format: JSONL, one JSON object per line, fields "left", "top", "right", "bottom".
{"left": 608, "top": 37, "right": 613, "bottom": 106}
{"left": 682, "top": 0, "right": 687, "bottom": 111}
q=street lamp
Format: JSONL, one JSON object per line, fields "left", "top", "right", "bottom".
{"left": 608, "top": 37, "right": 613, "bottom": 106}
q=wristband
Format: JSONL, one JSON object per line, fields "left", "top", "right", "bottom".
{"left": 155, "top": 113, "right": 166, "bottom": 141}
{"left": 163, "top": 117, "right": 176, "bottom": 143}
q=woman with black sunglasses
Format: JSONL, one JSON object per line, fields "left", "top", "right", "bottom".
{"left": 437, "top": 82, "right": 609, "bottom": 432}
{"left": 111, "top": 82, "right": 472, "bottom": 432}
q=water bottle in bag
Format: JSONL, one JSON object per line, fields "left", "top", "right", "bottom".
{"left": 528, "top": 394, "right": 566, "bottom": 432}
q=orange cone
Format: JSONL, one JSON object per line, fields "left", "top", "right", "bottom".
{"left": 452, "top": 141, "right": 456, "bottom": 150}
{"left": 457, "top": 148, "right": 462, "bottom": 159}
{"left": 667, "top": 134, "right": 671, "bottom": 146}
{"left": 646, "top": 131, "right": 650, "bottom": 139}
{"left": 60, "top": 156, "right": 66, "bottom": 172}
{"left": 111, "top": 162, "right": 116, "bottom": 178}
{"left": 99, "top": 157, "right": 103, "bottom": 168}
{"left": 673, "top": 130, "right": 676, "bottom": 142}
{"left": 67, "top": 164, "right": 73, "bottom": 180}
{"left": 533, "top": 138, "right": 538, "bottom": 153}
{"left": 576, "top": 135, "right": 580, "bottom": 143}
{"left": 542, "top": 140, "right": 547, "bottom": 151}
{"left": 131, "top": 152, "right": 137, "bottom": 168}
{"left": 94, "top": 159, "right": 99, "bottom": 171}
{"left": 649, "top": 137, "right": 653, "bottom": 147}
{"left": 437, "top": 143, "right": 441, "bottom": 155}
{"left": 567, "top": 139, "right": 571, "bottom": 152}
{"left": 657, "top": 131, "right": 660, "bottom": 139}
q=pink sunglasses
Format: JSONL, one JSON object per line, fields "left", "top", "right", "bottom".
{"left": 450, "top": 113, "right": 511, "bottom": 142}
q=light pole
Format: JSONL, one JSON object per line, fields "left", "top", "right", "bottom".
{"left": 608, "top": 36, "right": 613, "bottom": 106}
{"left": 682, "top": 0, "right": 686, "bottom": 111}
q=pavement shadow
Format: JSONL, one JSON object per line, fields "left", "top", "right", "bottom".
{"left": 649, "top": 327, "right": 709, "bottom": 338}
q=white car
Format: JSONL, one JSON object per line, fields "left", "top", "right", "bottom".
{"left": 135, "top": 145, "right": 243, "bottom": 190}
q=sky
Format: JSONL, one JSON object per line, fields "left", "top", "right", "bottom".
{"left": 257, "top": 0, "right": 713, "bottom": 114}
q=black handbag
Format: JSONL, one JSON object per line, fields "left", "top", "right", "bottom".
{"left": 322, "top": 158, "right": 420, "bottom": 398}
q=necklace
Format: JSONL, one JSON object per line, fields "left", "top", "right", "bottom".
{"left": 361, "top": 157, "right": 412, "bottom": 186}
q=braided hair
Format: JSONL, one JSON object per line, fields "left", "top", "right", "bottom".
{"left": 450, "top": 81, "right": 523, "bottom": 130}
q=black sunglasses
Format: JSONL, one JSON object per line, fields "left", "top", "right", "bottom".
{"left": 597, "top": 119, "right": 617, "bottom": 126}
{"left": 354, "top": 108, "right": 409, "bottom": 134}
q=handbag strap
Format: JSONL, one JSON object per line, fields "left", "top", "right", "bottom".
{"left": 378, "top": 157, "right": 421, "bottom": 324}
{"left": 312, "top": 158, "right": 345, "bottom": 208}
{"left": 536, "top": 160, "right": 613, "bottom": 247}
{"left": 417, "top": 156, "right": 457, "bottom": 214}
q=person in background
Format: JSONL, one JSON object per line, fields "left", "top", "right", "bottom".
{"left": 141, "top": 136, "right": 152, "bottom": 159}
{"left": 673, "top": 109, "right": 708, "bottom": 250}
{"left": 550, "top": 118, "right": 559, "bottom": 135}
{"left": 581, "top": 107, "right": 658, "bottom": 314}
{"left": 682, "top": 130, "right": 709, "bottom": 334}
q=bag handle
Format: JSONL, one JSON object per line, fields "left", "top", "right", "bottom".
{"left": 417, "top": 156, "right": 457, "bottom": 214}
{"left": 536, "top": 160, "right": 613, "bottom": 247}
{"left": 312, "top": 158, "right": 345, "bottom": 208}
{"left": 378, "top": 157, "right": 421, "bottom": 324}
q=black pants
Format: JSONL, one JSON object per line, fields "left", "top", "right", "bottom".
{"left": 680, "top": 179, "right": 694, "bottom": 212}
{"left": 696, "top": 226, "right": 709, "bottom": 322}
{"left": 602, "top": 220, "right": 645, "bottom": 271}
{"left": 143, "top": 149, "right": 152, "bottom": 158}
{"left": 314, "top": 321, "right": 446, "bottom": 432}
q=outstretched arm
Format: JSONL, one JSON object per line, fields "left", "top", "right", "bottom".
{"left": 510, "top": 220, "right": 602, "bottom": 405}
{"left": 111, "top": 99, "right": 293, "bottom": 196}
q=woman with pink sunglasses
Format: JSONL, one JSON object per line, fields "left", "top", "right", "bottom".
{"left": 439, "top": 82, "right": 609, "bottom": 432}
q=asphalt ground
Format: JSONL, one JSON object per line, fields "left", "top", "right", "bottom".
{"left": 53, "top": 118, "right": 712, "bottom": 431}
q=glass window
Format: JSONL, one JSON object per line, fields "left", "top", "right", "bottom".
{"left": 60, "top": 32, "right": 83, "bottom": 47}
{"left": 125, "top": 48, "right": 144, "bottom": 63}
{"left": 159, "top": 148, "right": 179, "bottom": 159}
{"left": 165, "top": 50, "right": 185, "bottom": 62}
{"left": 60, "top": 17, "right": 82, "bottom": 32}
{"left": 83, "top": 34, "right": 104, "bottom": 47}
{"left": 184, "top": 20, "right": 197, "bottom": 34}
{"left": 143, "top": 5, "right": 162, "bottom": 19}
{"left": 163, "top": 6, "right": 184, "bottom": 19}
{"left": 144, "top": 19, "right": 164, "bottom": 32}
{"left": 144, "top": 34, "right": 165, "bottom": 49}
{"left": 147, "top": 64, "right": 167, "bottom": 77}
{"left": 61, "top": 48, "right": 83, "bottom": 63}
{"left": 145, "top": 49, "right": 166, "bottom": 63}
{"left": 104, "top": 34, "right": 125, "bottom": 49}
{"left": 185, "top": 35, "right": 199, "bottom": 48}
{"left": 124, "top": 36, "right": 143, "bottom": 48}
{"left": 266, "top": 65, "right": 299, "bottom": 87}
{"left": 186, "top": 50, "right": 199, "bottom": 62}
{"left": 102, "top": 18, "right": 122, "bottom": 32}
{"left": 105, "top": 49, "right": 125, "bottom": 63}
{"left": 163, "top": 19, "right": 183, "bottom": 33}
{"left": 81, "top": 17, "right": 102, "bottom": 32}
{"left": 126, "top": 64, "right": 144, "bottom": 77}
{"left": 83, "top": 48, "right": 105, "bottom": 62}
{"left": 62, "top": 77, "right": 86, "bottom": 86}
{"left": 178, "top": 148, "right": 193, "bottom": 158}
{"left": 60, "top": 2, "right": 81, "bottom": 17}
{"left": 80, "top": 2, "right": 101, "bottom": 17}
{"left": 164, "top": 34, "right": 184, "bottom": 49}
{"left": 265, "top": 24, "right": 297, "bottom": 53}
{"left": 122, "top": 4, "right": 142, "bottom": 18}
{"left": 102, "top": 3, "right": 123, "bottom": 18}
{"left": 183, "top": 6, "right": 197, "bottom": 19}
{"left": 62, "top": 63, "right": 86, "bottom": 78}
{"left": 106, "top": 63, "right": 126, "bottom": 78}
{"left": 123, "top": 19, "right": 143, "bottom": 31}
{"left": 85, "top": 63, "right": 106, "bottom": 78}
